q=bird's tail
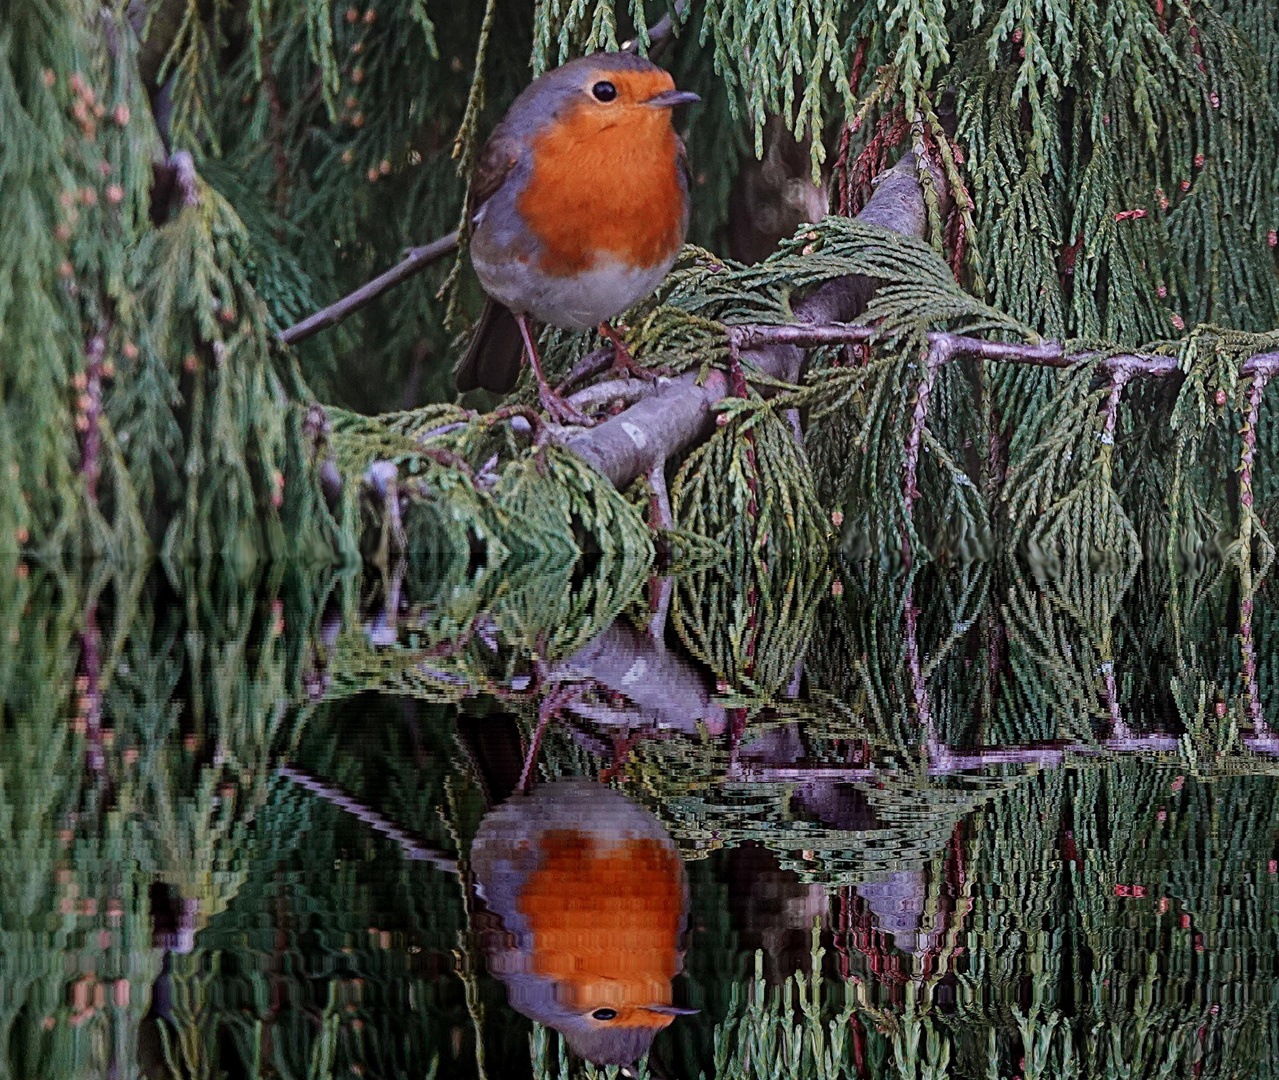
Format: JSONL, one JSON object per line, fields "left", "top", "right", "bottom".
{"left": 455, "top": 298, "right": 525, "bottom": 395}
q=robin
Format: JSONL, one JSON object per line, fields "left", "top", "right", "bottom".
{"left": 471, "top": 780, "right": 696, "bottom": 1065}
{"left": 454, "top": 52, "right": 699, "bottom": 424}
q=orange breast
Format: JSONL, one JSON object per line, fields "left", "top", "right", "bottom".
{"left": 518, "top": 829, "right": 684, "bottom": 1015}
{"left": 517, "top": 103, "right": 686, "bottom": 277}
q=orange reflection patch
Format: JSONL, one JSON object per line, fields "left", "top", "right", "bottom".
{"left": 518, "top": 829, "right": 684, "bottom": 1023}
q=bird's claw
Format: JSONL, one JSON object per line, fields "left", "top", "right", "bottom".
{"left": 599, "top": 321, "right": 668, "bottom": 381}
{"left": 610, "top": 350, "right": 668, "bottom": 381}
{"left": 537, "top": 382, "right": 593, "bottom": 427}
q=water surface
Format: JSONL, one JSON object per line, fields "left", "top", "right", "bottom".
{"left": 3, "top": 555, "right": 1277, "bottom": 1079}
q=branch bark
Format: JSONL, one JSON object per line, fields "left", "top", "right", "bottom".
{"left": 550, "top": 617, "right": 728, "bottom": 735}
{"left": 279, "top": 231, "right": 460, "bottom": 346}
{"left": 565, "top": 152, "right": 940, "bottom": 489}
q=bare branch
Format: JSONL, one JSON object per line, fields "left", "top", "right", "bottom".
{"left": 565, "top": 373, "right": 665, "bottom": 415}
{"left": 279, "top": 230, "right": 460, "bottom": 346}
{"left": 565, "top": 152, "right": 941, "bottom": 490}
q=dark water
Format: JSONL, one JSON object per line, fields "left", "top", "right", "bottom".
{"left": 5, "top": 555, "right": 1279, "bottom": 1079}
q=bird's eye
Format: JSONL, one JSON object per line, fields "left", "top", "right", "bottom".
{"left": 591, "top": 1008, "right": 618, "bottom": 1021}
{"left": 592, "top": 81, "right": 617, "bottom": 102}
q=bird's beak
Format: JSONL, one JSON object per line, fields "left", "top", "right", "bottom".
{"left": 644, "top": 88, "right": 700, "bottom": 109}
{"left": 644, "top": 1004, "right": 700, "bottom": 1016}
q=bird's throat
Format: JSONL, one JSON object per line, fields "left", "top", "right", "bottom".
{"left": 517, "top": 105, "right": 686, "bottom": 278}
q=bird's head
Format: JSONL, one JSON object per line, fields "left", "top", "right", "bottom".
{"left": 547, "top": 1001, "right": 699, "bottom": 1066}
{"left": 527, "top": 53, "right": 698, "bottom": 140}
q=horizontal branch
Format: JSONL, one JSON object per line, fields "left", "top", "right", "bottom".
{"left": 565, "top": 372, "right": 665, "bottom": 414}
{"left": 725, "top": 322, "right": 1189, "bottom": 377}
{"left": 550, "top": 616, "right": 728, "bottom": 735}
{"left": 279, "top": 230, "right": 460, "bottom": 346}
{"left": 566, "top": 151, "right": 942, "bottom": 489}
{"left": 728, "top": 731, "right": 1279, "bottom": 783}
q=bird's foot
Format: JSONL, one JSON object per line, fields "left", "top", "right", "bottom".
{"left": 537, "top": 379, "right": 593, "bottom": 427}
{"left": 599, "top": 322, "right": 668, "bottom": 381}
{"left": 598, "top": 732, "right": 641, "bottom": 784}
{"left": 513, "top": 309, "right": 594, "bottom": 427}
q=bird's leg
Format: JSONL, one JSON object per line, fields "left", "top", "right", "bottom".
{"left": 515, "top": 312, "right": 591, "bottom": 426}
{"left": 599, "top": 321, "right": 668, "bottom": 381}
{"left": 597, "top": 732, "right": 641, "bottom": 784}
{"left": 519, "top": 680, "right": 585, "bottom": 792}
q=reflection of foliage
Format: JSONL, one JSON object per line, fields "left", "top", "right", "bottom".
{"left": 10, "top": 509, "right": 1279, "bottom": 1078}
{"left": 320, "top": 552, "right": 652, "bottom": 706}
{"left": 0, "top": 559, "right": 335, "bottom": 1080}
{"left": 671, "top": 399, "right": 829, "bottom": 699}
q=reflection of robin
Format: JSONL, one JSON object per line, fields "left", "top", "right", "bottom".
{"left": 455, "top": 52, "right": 699, "bottom": 423}
{"left": 471, "top": 780, "right": 695, "bottom": 1065}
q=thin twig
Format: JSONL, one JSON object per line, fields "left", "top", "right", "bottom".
{"left": 519, "top": 683, "right": 584, "bottom": 792}
{"left": 1098, "top": 365, "right": 1133, "bottom": 447}
{"left": 556, "top": 345, "right": 614, "bottom": 393}
{"left": 280, "top": 0, "right": 692, "bottom": 353}
{"left": 621, "top": 0, "right": 689, "bottom": 55}
{"left": 726, "top": 321, "right": 1187, "bottom": 375}
{"left": 279, "top": 230, "right": 460, "bottom": 345}
{"left": 904, "top": 338, "right": 948, "bottom": 518}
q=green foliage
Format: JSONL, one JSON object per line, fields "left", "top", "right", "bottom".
{"left": 671, "top": 398, "right": 829, "bottom": 698}
{"left": 10, "top": 0, "right": 1279, "bottom": 582}
{"left": 14, "top": 0, "right": 1279, "bottom": 1078}
{"left": 948, "top": 0, "right": 1279, "bottom": 340}
{"left": 5, "top": 506, "right": 1279, "bottom": 1078}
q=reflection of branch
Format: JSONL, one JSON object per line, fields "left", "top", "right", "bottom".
{"left": 729, "top": 731, "right": 1279, "bottom": 782}
{"left": 903, "top": 593, "right": 932, "bottom": 733}
{"left": 519, "top": 682, "right": 585, "bottom": 791}
{"left": 1099, "top": 659, "right": 1129, "bottom": 739}
{"left": 1239, "top": 367, "right": 1272, "bottom": 734}
{"left": 277, "top": 763, "right": 460, "bottom": 872}
{"left": 648, "top": 464, "right": 674, "bottom": 639}
{"left": 551, "top": 618, "right": 727, "bottom": 734}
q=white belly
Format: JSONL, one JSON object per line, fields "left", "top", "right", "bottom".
{"left": 473, "top": 250, "right": 676, "bottom": 331}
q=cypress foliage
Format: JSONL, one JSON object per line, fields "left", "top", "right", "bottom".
{"left": 9, "top": 1, "right": 1279, "bottom": 1074}
{"left": 7, "top": 0, "right": 1279, "bottom": 571}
